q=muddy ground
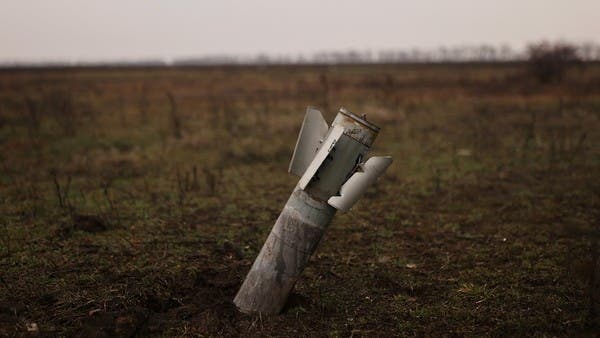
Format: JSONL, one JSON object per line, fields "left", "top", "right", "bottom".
{"left": 0, "top": 63, "right": 599, "bottom": 336}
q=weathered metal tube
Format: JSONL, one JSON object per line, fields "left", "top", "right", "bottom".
{"left": 233, "top": 189, "right": 335, "bottom": 314}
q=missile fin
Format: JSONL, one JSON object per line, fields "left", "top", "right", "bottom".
{"left": 327, "top": 156, "right": 392, "bottom": 212}
{"left": 297, "top": 125, "right": 344, "bottom": 190}
{"left": 289, "top": 107, "right": 330, "bottom": 177}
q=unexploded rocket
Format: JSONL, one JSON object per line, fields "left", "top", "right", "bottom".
{"left": 234, "top": 107, "right": 392, "bottom": 314}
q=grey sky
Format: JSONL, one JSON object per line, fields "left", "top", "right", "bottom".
{"left": 1, "top": 0, "right": 599, "bottom": 63}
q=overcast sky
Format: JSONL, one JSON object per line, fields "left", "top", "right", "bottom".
{"left": 1, "top": 0, "right": 599, "bottom": 63}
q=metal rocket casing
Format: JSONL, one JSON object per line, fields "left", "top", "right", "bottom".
{"left": 233, "top": 107, "right": 391, "bottom": 315}
{"left": 291, "top": 107, "right": 392, "bottom": 210}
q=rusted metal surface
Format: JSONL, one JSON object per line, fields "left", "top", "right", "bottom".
{"left": 334, "top": 107, "right": 380, "bottom": 146}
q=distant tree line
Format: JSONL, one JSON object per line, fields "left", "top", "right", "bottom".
{"left": 171, "top": 42, "right": 600, "bottom": 66}
{"left": 3, "top": 41, "right": 600, "bottom": 68}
